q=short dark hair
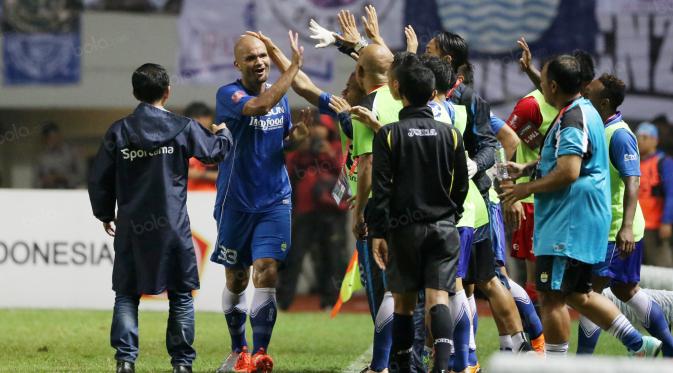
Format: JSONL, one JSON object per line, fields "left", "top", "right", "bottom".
{"left": 397, "top": 65, "right": 436, "bottom": 107}
{"left": 184, "top": 102, "right": 213, "bottom": 119}
{"left": 420, "top": 55, "right": 455, "bottom": 93}
{"left": 456, "top": 63, "right": 474, "bottom": 86}
{"left": 391, "top": 51, "right": 419, "bottom": 73}
{"left": 597, "top": 73, "right": 626, "bottom": 110}
{"left": 132, "top": 63, "right": 169, "bottom": 103}
{"left": 573, "top": 50, "right": 596, "bottom": 83}
{"left": 545, "top": 55, "right": 582, "bottom": 95}
{"left": 434, "top": 31, "right": 469, "bottom": 72}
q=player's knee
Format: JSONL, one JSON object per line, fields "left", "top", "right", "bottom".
{"left": 539, "top": 290, "right": 564, "bottom": 309}
{"left": 477, "top": 276, "right": 500, "bottom": 295}
{"left": 226, "top": 268, "right": 250, "bottom": 293}
{"left": 566, "top": 292, "right": 590, "bottom": 309}
{"left": 252, "top": 259, "right": 279, "bottom": 288}
{"left": 611, "top": 283, "right": 639, "bottom": 302}
{"left": 392, "top": 293, "right": 416, "bottom": 315}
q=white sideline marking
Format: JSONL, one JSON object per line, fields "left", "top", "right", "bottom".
{"left": 342, "top": 345, "right": 372, "bottom": 373}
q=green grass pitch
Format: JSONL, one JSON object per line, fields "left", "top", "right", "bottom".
{"left": 0, "top": 309, "right": 627, "bottom": 372}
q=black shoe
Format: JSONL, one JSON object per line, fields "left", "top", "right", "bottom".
{"left": 116, "top": 361, "right": 135, "bottom": 373}
{"left": 172, "top": 365, "right": 192, "bottom": 373}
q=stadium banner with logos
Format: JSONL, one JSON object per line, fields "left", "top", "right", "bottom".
{"left": 0, "top": 189, "right": 245, "bottom": 312}
{"left": 405, "top": 0, "right": 673, "bottom": 120}
{"left": 176, "top": 0, "right": 404, "bottom": 85}
{"left": 2, "top": 0, "right": 81, "bottom": 85}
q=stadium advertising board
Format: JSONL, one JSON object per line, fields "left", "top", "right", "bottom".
{"left": 0, "top": 189, "right": 243, "bottom": 311}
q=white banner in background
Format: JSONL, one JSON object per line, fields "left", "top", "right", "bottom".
{"left": 177, "top": 0, "right": 403, "bottom": 85}
{"left": 0, "top": 189, "right": 238, "bottom": 312}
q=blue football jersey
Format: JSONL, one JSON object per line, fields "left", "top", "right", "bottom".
{"left": 214, "top": 80, "right": 292, "bottom": 215}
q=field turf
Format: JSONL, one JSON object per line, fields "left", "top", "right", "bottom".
{"left": 0, "top": 309, "right": 627, "bottom": 372}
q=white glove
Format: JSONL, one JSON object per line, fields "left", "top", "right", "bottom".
{"left": 467, "top": 157, "right": 478, "bottom": 179}
{"left": 308, "top": 19, "right": 336, "bottom": 48}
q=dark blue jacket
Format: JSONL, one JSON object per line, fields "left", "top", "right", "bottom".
{"left": 88, "top": 103, "right": 233, "bottom": 295}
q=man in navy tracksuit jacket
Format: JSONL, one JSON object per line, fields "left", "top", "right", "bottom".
{"left": 88, "top": 63, "right": 232, "bottom": 373}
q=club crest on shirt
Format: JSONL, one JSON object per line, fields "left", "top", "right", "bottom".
{"left": 540, "top": 272, "right": 549, "bottom": 283}
{"left": 231, "top": 90, "right": 246, "bottom": 104}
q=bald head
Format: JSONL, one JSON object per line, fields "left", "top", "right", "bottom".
{"left": 358, "top": 44, "right": 394, "bottom": 79}
{"left": 234, "top": 35, "right": 271, "bottom": 88}
{"left": 235, "top": 35, "right": 267, "bottom": 61}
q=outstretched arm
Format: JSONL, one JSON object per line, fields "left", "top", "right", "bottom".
{"left": 241, "top": 31, "right": 304, "bottom": 117}
{"left": 247, "top": 31, "right": 322, "bottom": 107}
{"left": 518, "top": 36, "right": 541, "bottom": 91}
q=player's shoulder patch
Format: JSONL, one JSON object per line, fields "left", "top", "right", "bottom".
{"left": 231, "top": 90, "right": 246, "bottom": 104}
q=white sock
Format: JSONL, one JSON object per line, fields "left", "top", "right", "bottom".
{"left": 222, "top": 287, "right": 247, "bottom": 314}
{"left": 626, "top": 289, "right": 652, "bottom": 328}
{"left": 499, "top": 335, "right": 513, "bottom": 351}
{"left": 579, "top": 314, "right": 601, "bottom": 338}
{"left": 507, "top": 278, "right": 532, "bottom": 303}
{"left": 450, "top": 290, "right": 469, "bottom": 326}
{"left": 606, "top": 314, "right": 637, "bottom": 339}
{"left": 511, "top": 331, "right": 528, "bottom": 352}
{"left": 545, "top": 342, "right": 569, "bottom": 358}
{"left": 375, "top": 292, "right": 394, "bottom": 332}
{"left": 467, "top": 294, "right": 477, "bottom": 318}
{"left": 467, "top": 295, "right": 477, "bottom": 350}
{"left": 250, "top": 287, "right": 276, "bottom": 317}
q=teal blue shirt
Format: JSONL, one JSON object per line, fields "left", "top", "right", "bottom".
{"left": 533, "top": 98, "right": 611, "bottom": 264}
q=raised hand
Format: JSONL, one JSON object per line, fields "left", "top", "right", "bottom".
{"left": 362, "top": 5, "right": 384, "bottom": 46}
{"left": 289, "top": 30, "right": 304, "bottom": 68}
{"left": 405, "top": 25, "right": 418, "bottom": 54}
{"left": 328, "top": 95, "right": 351, "bottom": 114}
{"left": 518, "top": 36, "right": 532, "bottom": 72}
{"left": 335, "top": 9, "right": 362, "bottom": 47}
{"left": 308, "top": 19, "right": 336, "bottom": 48}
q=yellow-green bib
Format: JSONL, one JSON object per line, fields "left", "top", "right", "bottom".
{"left": 515, "top": 90, "right": 558, "bottom": 203}
{"left": 605, "top": 121, "right": 645, "bottom": 241}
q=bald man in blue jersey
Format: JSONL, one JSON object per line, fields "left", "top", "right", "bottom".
{"left": 211, "top": 32, "right": 310, "bottom": 373}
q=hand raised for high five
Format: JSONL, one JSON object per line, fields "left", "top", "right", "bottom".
{"left": 288, "top": 30, "right": 304, "bottom": 68}
{"left": 308, "top": 19, "right": 336, "bottom": 48}
{"left": 335, "top": 9, "right": 362, "bottom": 48}
{"left": 362, "top": 5, "right": 385, "bottom": 47}
{"left": 405, "top": 25, "right": 418, "bottom": 54}
{"left": 517, "top": 36, "right": 532, "bottom": 72}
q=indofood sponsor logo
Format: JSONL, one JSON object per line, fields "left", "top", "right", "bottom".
{"left": 0, "top": 240, "right": 114, "bottom": 266}
{"left": 249, "top": 104, "right": 286, "bottom": 132}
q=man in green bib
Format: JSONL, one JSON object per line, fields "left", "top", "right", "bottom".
{"left": 576, "top": 73, "right": 673, "bottom": 356}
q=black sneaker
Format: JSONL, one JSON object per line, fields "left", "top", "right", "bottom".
{"left": 173, "top": 365, "right": 192, "bottom": 373}
{"left": 116, "top": 361, "right": 135, "bottom": 373}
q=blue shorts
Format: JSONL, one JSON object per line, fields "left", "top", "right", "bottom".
{"left": 593, "top": 241, "right": 643, "bottom": 284}
{"left": 457, "top": 227, "right": 475, "bottom": 278}
{"left": 210, "top": 205, "right": 292, "bottom": 268}
{"left": 488, "top": 201, "right": 507, "bottom": 267}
